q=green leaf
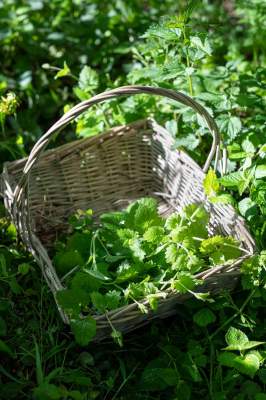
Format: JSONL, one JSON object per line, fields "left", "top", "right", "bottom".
{"left": 70, "top": 317, "right": 96, "bottom": 346}
{"left": 71, "top": 272, "right": 102, "bottom": 293}
{"left": 193, "top": 308, "right": 216, "bottom": 327}
{"left": 200, "top": 236, "right": 241, "bottom": 264}
{"left": 33, "top": 383, "right": 62, "bottom": 400}
{"left": 56, "top": 289, "right": 88, "bottom": 316}
{"left": 255, "top": 165, "right": 266, "bottom": 179}
{"left": 218, "top": 115, "right": 242, "bottom": 142}
{"left": 223, "top": 341, "right": 265, "bottom": 351}
{"left": 225, "top": 326, "right": 248, "bottom": 347}
{"left": 143, "top": 226, "right": 165, "bottom": 243}
{"left": 55, "top": 61, "right": 71, "bottom": 79}
{"left": 139, "top": 362, "right": 179, "bottom": 391}
{"left": 54, "top": 250, "right": 84, "bottom": 275}
{"left": 238, "top": 198, "right": 258, "bottom": 220}
{"left": 203, "top": 168, "right": 219, "bottom": 196}
{"left": 233, "top": 353, "right": 260, "bottom": 378}
{"left": 90, "top": 292, "right": 106, "bottom": 313}
{"left": 18, "top": 263, "right": 30, "bottom": 275}
{"left": 172, "top": 273, "right": 197, "bottom": 294}
{"left": 78, "top": 66, "right": 98, "bottom": 92}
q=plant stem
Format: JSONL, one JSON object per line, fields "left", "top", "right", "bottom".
{"left": 209, "top": 289, "right": 256, "bottom": 340}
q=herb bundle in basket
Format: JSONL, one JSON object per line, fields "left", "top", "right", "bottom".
{"left": 1, "top": 86, "right": 255, "bottom": 343}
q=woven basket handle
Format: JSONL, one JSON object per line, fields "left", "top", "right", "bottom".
{"left": 13, "top": 85, "right": 221, "bottom": 205}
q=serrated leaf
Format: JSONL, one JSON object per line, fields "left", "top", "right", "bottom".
{"left": 225, "top": 326, "right": 248, "bottom": 347}
{"left": 193, "top": 308, "right": 216, "bottom": 327}
{"left": 139, "top": 358, "right": 179, "bottom": 391}
{"left": 200, "top": 235, "right": 241, "bottom": 264}
{"left": 78, "top": 66, "right": 98, "bottom": 92}
{"left": 172, "top": 273, "right": 197, "bottom": 293}
{"left": 203, "top": 168, "right": 219, "bottom": 196}
{"left": 218, "top": 115, "right": 242, "bottom": 142}
{"left": 71, "top": 271, "right": 102, "bottom": 293}
{"left": 33, "top": 382, "right": 62, "bottom": 400}
{"left": 143, "top": 226, "right": 165, "bottom": 243}
{"left": 70, "top": 317, "right": 96, "bottom": 346}
{"left": 56, "top": 289, "right": 88, "bottom": 316}
{"left": 54, "top": 250, "right": 84, "bottom": 276}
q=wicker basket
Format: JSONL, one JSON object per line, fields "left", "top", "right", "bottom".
{"left": 1, "top": 86, "right": 256, "bottom": 341}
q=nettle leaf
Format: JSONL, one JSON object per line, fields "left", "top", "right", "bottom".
{"left": 33, "top": 382, "right": 62, "bottom": 400}
{"left": 139, "top": 357, "right": 179, "bottom": 391}
{"left": 54, "top": 250, "right": 84, "bottom": 276}
{"left": 225, "top": 326, "right": 248, "bottom": 347}
{"left": 172, "top": 273, "right": 197, "bottom": 294}
{"left": 200, "top": 235, "right": 241, "bottom": 264}
{"left": 67, "top": 232, "right": 92, "bottom": 259}
{"left": 143, "top": 226, "right": 165, "bottom": 243}
{"left": 126, "top": 197, "right": 163, "bottom": 233}
{"left": 70, "top": 317, "right": 96, "bottom": 346}
{"left": 165, "top": 213, "right": 182, "bottom": 230}
{"left": 78, "top": 66, "right": 98, "bottom": 92}
{"left": 116, "top": 261, "right": 141, "bottom": 282}
{"left": 193, "top": 308, "right": 216, "bottom": 327}
{"left": 71, "top": 272, "right": 102, "bottom": 293}
{"left": 218, "top": 115, "right": 242, "bottom": 143}
{"left": 91, "top": 290, "right": 121, "bottom": 313}
{"left": 56, "top": 289, "right": 88, "bottom": 316}
{"left": 203, "top": 168, "right": 219, "bottom": 197}
{"left": 165, "top": 244, "right": 179, "bottom": 264}
{"left": 238, "top": 197, "right": 258, "bottom": 220}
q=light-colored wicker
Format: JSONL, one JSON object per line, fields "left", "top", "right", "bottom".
{"left": 1, "top": 86, "right": 256, "bottom": 341}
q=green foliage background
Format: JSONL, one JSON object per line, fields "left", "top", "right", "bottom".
{"left": 0, "top": 0, "right": 266, "bottom": 399}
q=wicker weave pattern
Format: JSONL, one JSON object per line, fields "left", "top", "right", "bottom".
{"left": 1, "top": 86, "right": 256, "bottom": 340}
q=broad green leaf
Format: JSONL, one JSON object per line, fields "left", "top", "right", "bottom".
{"left": 90, "top": 292, "right": 106, "bottom": 313}
{"left": 200, "top": 235, "right": 241, "bottom": 264}
{"left": 143, "top": 226, "right": 165, "bottom": 243}
{"left": 234, "top": 353, "right": 260, "bottom": 378}
{"left": 78, "top": 66, "right": 98, "bottom": 92}
{"left": 255, "top": 165, "right": 266, "bottom": 179}
{"left": 54, "top": 250, "right": 84, "bottom": 275}
{"left": 139, "top": 364, "right": 179, "bottom": 391}
{"left": 172, "top": 273, "right": 197, "bottom": 293}
{"left": 70, "top": 317, "right": 96, "bottom": 346}
{"left": 33, "top": 383, "right": 62, "bottom": 400}
{"left": 238, "top": 198, "right": 258, "bottom": 220}
{"left": 18, "top": 263, "right": 30, "bottom": 275}
{"left": 225, "top": 326, "right": 248, "bottom": 347}
{"left": 56, "top": 289, "right": 88, "bottom": 316}
{"left": 193, "top": 308, "right": 216, "bottom": 327}
{"left": 71, "top": 272, "right": 102, "bottom": 293}
{"left": 203, "top": 168, "right": 219, "bottom": 196}
{"left": 218, "top": 115, "right": 242, "bottom": 142}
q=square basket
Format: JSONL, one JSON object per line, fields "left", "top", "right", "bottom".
{"left": 1, "top": 86, "right": 256, "bottom": 341}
